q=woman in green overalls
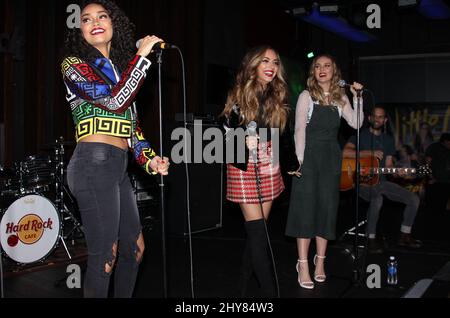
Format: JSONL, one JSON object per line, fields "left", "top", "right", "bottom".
{"left": 286, "top": 55, "right": 364, "bottom": 289}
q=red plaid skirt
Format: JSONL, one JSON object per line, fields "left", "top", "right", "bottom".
{"left": 226, "top": 141, "right": 285, "bottom": 204}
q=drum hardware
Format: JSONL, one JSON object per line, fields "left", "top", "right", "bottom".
{"left": 0, "top": 166, "right": 4, "bottom": 298}
{"left": 53, "top": 137, "right": 84, "bottom": 242}
{"left": 57, "top": 183, "right": 84, "bottom": 243}
{"left": 130, "top": 171, "right": 159, "bottom": 232}
{"left": 21, "top": 155, "right": 54, "bottom": 190}
{"left": 0, "top": 194, "right": 61, "bottom": 264}
{"left": 0, "top": 137, "right": 84, "bottom": 266}
{"left": 3, "top": 158, "right": 51, "bottom": 197}
{"left": 15, "top": 161, "right": 27, "bottom": 195}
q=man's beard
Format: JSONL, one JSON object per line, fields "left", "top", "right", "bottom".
{"left": 369, "top": 119, "right": 383, "bottom": 131}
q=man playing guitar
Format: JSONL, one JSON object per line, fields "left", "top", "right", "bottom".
{"left": 343, "top": 106, "right": 422, "bottom": 253}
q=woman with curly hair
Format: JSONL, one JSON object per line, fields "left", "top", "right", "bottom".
{"left": 222, "top": 46, "right": 289, "bottom": 297}
{"left": 285, "top": 54, "right": 363, "bottom": 289}
{"left": 61, "top": 0, "right": 169, "bottom": 297}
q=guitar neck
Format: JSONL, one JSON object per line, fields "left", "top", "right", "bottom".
{"left": 341, "top": 157, "right": 431, "bottom": 191}
{"left": 371, "top": 167, "right": 416, "bottom": 175}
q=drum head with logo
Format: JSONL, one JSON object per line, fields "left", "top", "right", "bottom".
{"left": 0, "top": 194, "right": 60, "bottom": 264}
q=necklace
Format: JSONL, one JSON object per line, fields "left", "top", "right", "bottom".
{"left": 324, "top": 92, "right": 330, "bottom": 96}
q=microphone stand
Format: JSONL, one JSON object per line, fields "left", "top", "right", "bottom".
{"left": 0, "top": 222, "right": 3, "bottom": 298}
{"left": 0, "top": 165, "right": 4, "bottom": 297}
{"left": 339, "top": 90, "right": 365, "bottom": 297}
{"left": 249, "top": 128, "right": 280, "bottom": 298}
{"left": 339, "top": 87, "right": 379, "bottom": 296}
{"left": 351, "top": 89, "right": 363, "bottom": 285}
{"left": 156, "top": 50, "right": 168, "bottom": 298}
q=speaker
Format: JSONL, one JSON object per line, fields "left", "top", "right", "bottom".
{"left": 165, "top": 122, "right": 224, "bottom": 236}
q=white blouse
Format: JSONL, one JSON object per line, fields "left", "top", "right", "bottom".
{"left": 294, "top": 90, "right": 364, "bottom": 165}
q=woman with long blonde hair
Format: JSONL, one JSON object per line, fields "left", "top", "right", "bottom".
{"left": 286, "top": 54, "right": 364, "bottom": 289}
{"left": 222, "top": 45, "right": 289, "bottom": 297}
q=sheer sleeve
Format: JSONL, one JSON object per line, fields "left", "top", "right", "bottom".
{"left": 294, "top": 90, "right": 311, "bottom": 165}
{"left": 341, "top": 94, "right": 364, "bottom": 129}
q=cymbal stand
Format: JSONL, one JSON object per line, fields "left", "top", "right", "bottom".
{"left": 16, "top": 161, "right": 27, "bottom": 195}
{"left": 53, "top": 137, "right": 79, "bottom": 259}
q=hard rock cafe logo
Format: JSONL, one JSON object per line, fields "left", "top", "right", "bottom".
{"left": 5, "top": 214, "right": 54, "bottom": 247}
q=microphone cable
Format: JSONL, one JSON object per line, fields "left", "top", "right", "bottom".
{"left": 153, "top": 42, "right": 195, "bottom": 298}
{"left": 174, "top": 46, "right": 196, "bottom": 299}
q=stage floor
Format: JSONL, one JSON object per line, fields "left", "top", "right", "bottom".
{"left": 2, "top": 191, "right": 450, "bottom": 299}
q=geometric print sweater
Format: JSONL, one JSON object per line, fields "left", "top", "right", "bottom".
{"left": 61, "top": 55, "right": 157, "bottom": 175}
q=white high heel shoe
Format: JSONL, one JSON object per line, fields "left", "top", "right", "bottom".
{"left": 296, "top": 259, "right": 314, "bottom": 289}
{"left": 313, "top": 255, "right": 327, "bottom": 283}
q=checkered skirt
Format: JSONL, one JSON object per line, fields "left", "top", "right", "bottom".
{"left": 226, "top": 141, "right": 285, "bottom": 204}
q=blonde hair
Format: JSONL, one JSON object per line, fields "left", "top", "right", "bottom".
{"left": 222, "top": 45, "right": 289, "bottom": 132}
{"left": 307, "top": 54, "right": 345, "bottom": 107}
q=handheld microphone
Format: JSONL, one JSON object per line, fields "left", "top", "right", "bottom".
{"left": 247, "top": 121, "right": 258, "bottom": 162}
{"left": 338, "top": 80, "right": 366, "bottom": 92}
{"left": 231, "top": 104, "right": 240, "bottom": 116}
{"left": 136, "top": 40, "right": 177, "bottom": 50}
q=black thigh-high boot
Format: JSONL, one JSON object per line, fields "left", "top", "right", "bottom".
{"left": 244, "top": 219, "right": 278, "bottom": 297}
{"left": 238, "top": 239, "right": 253, "bottom": 297}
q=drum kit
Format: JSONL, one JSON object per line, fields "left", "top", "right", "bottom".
{"left": 0, "top": 137, "right": 83, "bottom": 266}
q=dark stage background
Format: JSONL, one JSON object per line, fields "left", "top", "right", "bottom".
{"left": 1, "top": 0, "right": 450, "bottom": 300}
{"left": 1, "top": 0, "right": 450, "bottom": 166}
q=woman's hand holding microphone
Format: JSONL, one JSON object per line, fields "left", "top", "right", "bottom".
{"left": 136, "top": 35, "right": 164, "bottom": 57}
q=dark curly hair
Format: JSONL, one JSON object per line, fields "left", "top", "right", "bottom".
{"left": 62, "top": 0, "right": 135, "bottom": 72}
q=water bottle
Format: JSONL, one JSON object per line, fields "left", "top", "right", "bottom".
{"left": 387, "top": 256, "right": 398, "bottom": 286}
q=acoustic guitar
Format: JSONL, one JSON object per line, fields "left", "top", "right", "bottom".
{"left": 340, "top": 156, "right": 431, "bottom": 191}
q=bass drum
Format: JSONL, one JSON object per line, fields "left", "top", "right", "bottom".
{"left": 0, "top": 194, "right": 61, "bottom": 264}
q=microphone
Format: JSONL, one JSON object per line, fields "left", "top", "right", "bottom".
{"left": 231, "top": 104, "right": 240, "bottom": 115}
{"left": 136, "top": 40, "right": 177, "bottom": 50}
{"left": 247, "top": 121, "right": 258, "bottom": 162}
{"left": 338, "top": 80, "right": 366, "bottom": 92}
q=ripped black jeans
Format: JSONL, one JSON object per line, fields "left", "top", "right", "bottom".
{"left": 67, "top": 142, "right": 143, "bottom": 298}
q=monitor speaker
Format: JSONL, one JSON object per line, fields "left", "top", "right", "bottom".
{"left": 165, "top": 122, "right": 224, "bottom": 236}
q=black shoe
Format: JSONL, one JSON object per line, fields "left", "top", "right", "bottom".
{"left": 238, "top": 240, "right": 253, "bottom": 297}
{"left": 244, "top": 219, "right": 278, "bottom": 297}
{"left": 397, "top": 233, "right": 423, "bottom": 248}
{"left": 367, "top": 238, "right": 384, "bottom": 254}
